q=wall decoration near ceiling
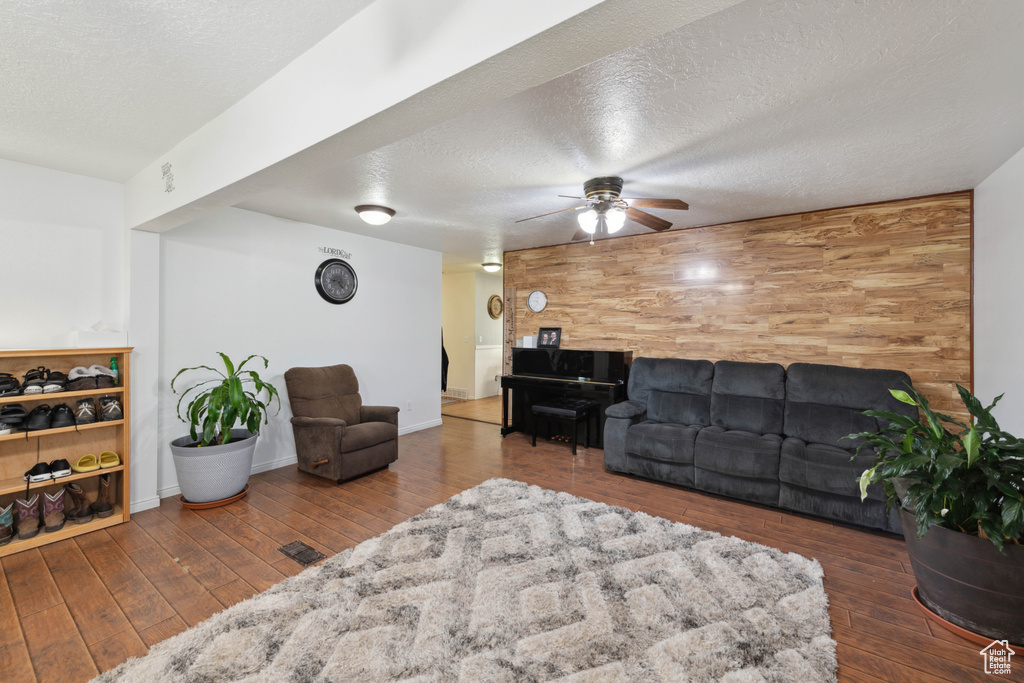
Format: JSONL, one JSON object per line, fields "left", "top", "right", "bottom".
{"left": 503, "top": 192, "right": 972, "bottom": 419}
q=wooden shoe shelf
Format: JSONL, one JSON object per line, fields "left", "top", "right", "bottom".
{"left": 0, "top": 348, "right": 132, "bottom": 556}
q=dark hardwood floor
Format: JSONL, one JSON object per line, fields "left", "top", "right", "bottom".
{"left": 0, "top": 416, "right": 999, "bottom": 681}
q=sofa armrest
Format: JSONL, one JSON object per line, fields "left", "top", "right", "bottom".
{"left": 361, "top": 405, "right": 399, "bottom": 426}
{"left": 606, "top": 400, "right": 646, "bottom": 420}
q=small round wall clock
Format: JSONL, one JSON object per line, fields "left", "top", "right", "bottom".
{"left": 527, "top": 290, "right": 547, "bottom": 313}
{"left": 314, "top": 258, "right": 358, "bottom": 304}
{"left": 487, "top": 294, "right": 503, "bottom": 319}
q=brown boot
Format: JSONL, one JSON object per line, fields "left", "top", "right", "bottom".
{"left": 42, "top": 489, "right": 66, "bottom": 532}
{"left": 15, "top": 494, "right": 41, "bottom": 539}
{"left": 64, "top": 483, "right": 94, "bottom": 524}
{"left": 91, "top": 473, "right": 114, "bottom": 518}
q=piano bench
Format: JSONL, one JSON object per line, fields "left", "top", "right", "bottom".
{"left": 531, "top": 397, "right": 601, "bottom": 455}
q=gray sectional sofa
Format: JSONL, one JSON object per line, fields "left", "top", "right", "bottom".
{"left": 604, "top": 357, "right": 917, "bottom": 532}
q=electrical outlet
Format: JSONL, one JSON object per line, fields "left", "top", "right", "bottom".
{"left": 479, "top": 335, "right": 483, "bottom": 343}
{"left": 407, "top": 401, "right": 412, "bottom": 411}
{"left": 464, "top": 336, "right": 468, "bottom": 343}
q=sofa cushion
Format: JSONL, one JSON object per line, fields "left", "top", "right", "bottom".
{"left": 648, "top": 388, "right": 710, "bottom": 425}
{"left": 626, "top": 421, "right": 699, "bottom": 464}
{"left": 694, "top": 427, "right": 782, "bottom": 479}
{"left": 779, "top": 437, "right": 883, "bottom": 501}
{"left": 784, "top": 363, "right": 915, "bottom": 449}
{"left": 710, "top": 360, "right": 786, "bottom": 434}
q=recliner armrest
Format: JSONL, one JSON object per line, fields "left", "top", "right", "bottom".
{"left": 606, "top": 400, "right": 646, "bottom": 420}
{"left": 361, "top": 405, "right": 399, "bottom": 426}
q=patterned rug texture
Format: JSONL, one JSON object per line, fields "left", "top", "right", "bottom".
{"left": 96, "top": 478, "right": 837, "bottom": 682}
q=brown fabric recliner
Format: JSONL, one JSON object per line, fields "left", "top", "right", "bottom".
{"left": 284, "top": 364, "right": 399, "bottom": 483}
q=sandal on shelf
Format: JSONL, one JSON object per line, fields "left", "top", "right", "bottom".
{"left": 21, "top": 367, "right": 48, "bottom": 394}
{"left": 0, "top": 373, "right": 20, "bottom": 397}
{"left": 43, "top": 371, "right": 68, "bottom": 393}
{"left": 99, "top": 451, "right": 120, "bottom": 468}
{"left": 71, "top": 454, "right": 99, "bottom": 473}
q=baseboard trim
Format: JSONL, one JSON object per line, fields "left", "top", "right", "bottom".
{"left": 130, "top": 495, "right": 162, "bottom": 512}
{"left": 399, "top": 418, "right": 443, "bottom": 435}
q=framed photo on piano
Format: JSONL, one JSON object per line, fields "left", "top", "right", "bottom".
{"left": 538, "top": 327, "right": 561, "bottom": 348}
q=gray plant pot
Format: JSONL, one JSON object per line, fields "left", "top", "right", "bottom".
{"left": 170, "top": 429, "right": 258, "bottom": 503}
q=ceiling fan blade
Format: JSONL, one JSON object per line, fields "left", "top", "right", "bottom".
{"left": 626, "top": 207, "right": 673, "bottom": 231}
{"left": 558, "top": 195, "right": 584, "bottom": 200}
{"left": 570, "top": 228, "right": 590, "bottom": 242}
{"left": 624, "top": 198, "right": 689, "bottom": 210}
{"left": 514, "top": 205, "right": 587, "bottom": 223}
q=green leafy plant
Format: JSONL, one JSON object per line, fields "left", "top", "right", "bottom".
{"left": 849, "top": 384, "right": 1024, "bottom": 552}
{"left": 172, "top": 353, "right": 281, "bottom": 447}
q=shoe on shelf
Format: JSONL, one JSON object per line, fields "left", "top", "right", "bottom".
{"left": 15, "top": 495, "right": 41, "bottom": 539}
{"left": 90, "top": 364, "right": 116, "bottom": 389}
{"left": 0, "top": 502, "right": 13, "bottom": 545}
{"left": 24, "top": 462, "right": 52, "bottom": 483}
{"left": 42, "top": 371, "right": 68, "bottom": 393}
{"left": 42, "top": 489, "right": 66, "bottom": 533}
{"left": 100, "top": 396, "right": 123, "bottom": 422}
{"left": 21, "top": 366, "right": 48, "bottom": 394}
{"left": 92, "top": 472, "right": 115, "bottom": 518}
{"left": 0, "top": 372, "right": 20, "bottom": 397}
{"left": 64, "top": 483, "right": 93, "bottom": 524}
{"left": 99, "top": 451, "right": 120, "bottom": 468}
{"left": 67, "top": 366, "right": 98, "bottom": 391}
{"left": 49, "top": 458, "right": 72, "bottom": 478}
{"left": 75, "top": 398, "right": 97, "bottom": 424}
{"left": 25, "top": 404, "right": 53, "bottom": 431}
{"left": 71, "top": 454, "right": 99, "bottom": 473}
{"left": 50, "top": 403, "right": 75, "bottom": 429}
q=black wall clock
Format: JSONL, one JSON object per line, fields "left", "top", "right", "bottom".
{"left": 314, "top": 258, "right": 358, "bottom": 304}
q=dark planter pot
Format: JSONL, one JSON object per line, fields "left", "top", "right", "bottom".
{"left": 900, "top": 507, "right": 1024, "bottom": 644}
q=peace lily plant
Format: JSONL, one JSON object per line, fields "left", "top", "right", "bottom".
{"left": 849, "top": 384, "right": 1024, "bottom": 552}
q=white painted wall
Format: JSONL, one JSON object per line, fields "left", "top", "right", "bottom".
{"left": 157, "top": 207, "right": 440, "bottom": 499}
{"left": 128, "top": 230, "right": 161, "bottom": 512}
{"left": 441, "top": 272, "right": 475, "bottom": 397}
{"left": 975, "top": 144, "right": 1024, "bottom": 436}
{"left": 0, "top": 158, "right": 124, "bottom": 349}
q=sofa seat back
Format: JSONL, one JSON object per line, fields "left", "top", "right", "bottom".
{"left": 627, "top": 357, "right": 714, "bottom": 425}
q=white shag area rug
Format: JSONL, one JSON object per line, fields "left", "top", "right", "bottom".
{"left": 96, "top": 478, "right": 837, "bottom": 682}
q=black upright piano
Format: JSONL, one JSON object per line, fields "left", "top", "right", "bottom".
{"left": 501, "top": 348, "right": 632, "bottom": 447}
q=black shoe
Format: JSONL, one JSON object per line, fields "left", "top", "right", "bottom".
{"left": 43, "top": 371, "right": 68, "bottom": 393}
{"left": 49, "top": 459, "right": 72, "bottom": 478}
{"left": 100, "top": 396, "right": 123, "bottom": 422}
{"left": 25, "top": 404, "right": 53, "bottom": 431}
{"left": 75, "top": 398, "right": 97, "bottom": 424}
{"left": 0, "top": 373, "right": 20, "bottom": 397}
{"left": 24, "top": 462, "right": 52, "bottom": 483}
{"left": 51, "top": 403, "right": 75, "bottom": 429}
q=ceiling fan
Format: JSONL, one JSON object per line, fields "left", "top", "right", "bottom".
{"left": 515, "top": 176, "right": 688, "bottom": 244}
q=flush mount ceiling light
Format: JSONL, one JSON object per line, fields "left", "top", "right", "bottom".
{"left": 355, "top": 205, "right": 395, "bottom": 225}
{"left": 482, "top": 262, "right": 502, "bottom": 272}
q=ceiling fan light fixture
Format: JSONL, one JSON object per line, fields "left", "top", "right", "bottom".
{"left": 482, "top": 262, "right": 502, "bottom": 272}
{"left": 606, "top": 207, "right": 626, "bottom": 233}
{"left": 355, "top": 205, "right": 395, "bottom": 225}
{"left": 578, "top": 209, "right": 598, "bottom": 234}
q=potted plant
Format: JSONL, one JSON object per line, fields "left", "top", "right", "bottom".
{"left": 850, "top": 384, "right": 1024, "bottom": 644}
{"left": 170, "top": 353, "right": 280, "bottom": 505}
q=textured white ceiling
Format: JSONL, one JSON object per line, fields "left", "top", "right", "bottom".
{"left": 0, "top": 0, "right": 374, "bottom": 180}
{"left": 236, "top": 0, "right": 1024, "bottom": 268}
{"left": 3, "top": 0, "right": 1024, "bottom": 270}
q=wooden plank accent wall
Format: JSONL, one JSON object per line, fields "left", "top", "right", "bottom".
{"left": 504, "top": 192, "right": 972, "bottom": 417}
